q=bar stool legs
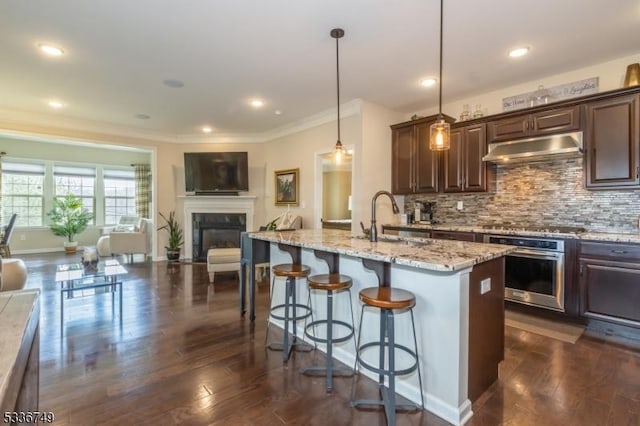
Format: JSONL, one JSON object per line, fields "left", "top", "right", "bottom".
{"left": 265, "top": 266, "right": 312, "bottom": 362}
{"left": 351, "top": 287, "right": 424, "bottom": 425}
{"left": 301, "top": 275, "right": 357, "bottom": 392}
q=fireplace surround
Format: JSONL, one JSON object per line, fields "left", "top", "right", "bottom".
{"left": 181, "top": 195, "right": 256, "bottom": 262}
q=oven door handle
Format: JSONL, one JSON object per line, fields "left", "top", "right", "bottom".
{"left": 511, "top": 248, "right": 562, "bottom": 260}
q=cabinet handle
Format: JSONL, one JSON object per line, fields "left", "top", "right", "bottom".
{"left": 611, "top": 250, "right": 628, "bottom": 254}
{"left": 525, "top": 121, "right": 529, "bottom": 130}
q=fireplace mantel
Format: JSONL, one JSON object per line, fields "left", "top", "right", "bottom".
{"left": 180, "top": 195, "right": 256, "bottom": 261}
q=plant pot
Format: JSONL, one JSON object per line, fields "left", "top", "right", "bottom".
{"left": 64, "top": 241, "right": 78, "bottom": 254}
{"left": 166, "top": 249, "right": 181, "bottom": 262}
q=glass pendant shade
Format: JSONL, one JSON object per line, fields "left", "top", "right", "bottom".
{"left": 334, "top": 140, "right": 344, "bottom": 164}
{"left": 429, "top": 118, "right": 450, "bottom": 150}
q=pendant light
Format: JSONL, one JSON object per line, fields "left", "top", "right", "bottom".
{"left": 331, "top": 28, "right": 345, "bottom": 164}
{"left": 429, "top": 0, "right": 450, "bottom": 151}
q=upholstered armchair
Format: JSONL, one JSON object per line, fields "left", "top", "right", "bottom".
{"left": 103, "top": 216, "right": 151, "bottom": 262}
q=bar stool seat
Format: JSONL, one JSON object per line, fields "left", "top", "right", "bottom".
{"left": 302, "top": 273, "right": 356, "bottom": 392}
{"left": 266, "top": 263, "right": 313, "bottom": 362}
{"left": 351, "top": 286, "right": 423, "bottom": 425}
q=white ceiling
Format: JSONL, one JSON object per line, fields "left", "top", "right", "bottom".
{"left": 0, "top": 0, "right": 639, "bottom": 140}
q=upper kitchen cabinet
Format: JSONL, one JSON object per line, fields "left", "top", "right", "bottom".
{"left": 585, "top": 93, "right": 640, "bottom": 188}
{"left": 444, "top": 123, "right": 489, "bottom": 192}
{"left": 487, "top": 105, "right": 582, "bottom": 143}
{"left": 391, "top": 114, "right": 452, "bottom": 194}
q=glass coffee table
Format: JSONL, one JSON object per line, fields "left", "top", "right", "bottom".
{"left": 55, "top": 259, "right": 127, "bottom": 333}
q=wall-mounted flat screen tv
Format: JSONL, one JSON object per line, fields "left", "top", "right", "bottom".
{"left": 184, "top": 152, "right": 249, "bottom": 194}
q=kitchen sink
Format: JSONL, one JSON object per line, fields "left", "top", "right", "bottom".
{"left": 351, "top": 235, "right": 432, "bottom": 247}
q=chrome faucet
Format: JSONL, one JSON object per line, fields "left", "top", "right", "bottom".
{"left": 369, "top": 190, "right": 399, "bottom": 242}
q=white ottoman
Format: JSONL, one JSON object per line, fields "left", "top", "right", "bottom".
{"left": 97, "top": 236, "right": 112, "bottom": 257}
{"left": 1, "top": 258, "right": 28, "bottom": 291}
{"left": 207, "top": 248, "right": 241, "bottom": 283}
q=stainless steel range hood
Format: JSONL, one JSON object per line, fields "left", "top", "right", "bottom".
{"left": 482, "top": 131, "right": 583, "bottom": 163}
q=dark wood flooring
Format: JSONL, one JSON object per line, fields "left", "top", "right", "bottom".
{"left": 20, "top": 252, "right": 640, "bottom": 425}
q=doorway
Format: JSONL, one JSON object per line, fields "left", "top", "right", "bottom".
{"left": 315, "top": 149, "right": 353, "bottom": 231}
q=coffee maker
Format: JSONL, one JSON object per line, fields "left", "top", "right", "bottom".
{"left": 414, "top": 201, "right": 435, "bottom": 224}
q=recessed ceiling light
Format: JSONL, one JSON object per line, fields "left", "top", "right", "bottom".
{"left": 250, "top": 99, "right": 264, "bottom": 108}
{"left": 420, "top": 78, "right": 437, "bottom": 87}
{"left": 38, "top": 44, "right": 64, "bottom": 57}
{"left": 48, "top": 100, "right": 64, "bottom": 109}
{"left": 509, "top": 46, "right": 530, "bottom": 58}
{"left": 201, "top": 126, "right": 213, "bottom": 133}
{"left": 274, "top": 110, "right": 282, "bottom": 115}
{"left": 163, "top": 79, "right": 184, "bottom": 88}
{"left": 134, "top": 113, "right": 151, "bottom": 119}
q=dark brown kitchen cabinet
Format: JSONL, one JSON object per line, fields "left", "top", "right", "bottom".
{"left": 444, "top": 123, "right": 488, "bottom": 192}
{"left": 431, "top": 230, "right": 477, "bottom": 242}
{"left": 579, "top": 241, "right": 640, "bottom": 328}
{"left": 487, "top": 105, "right": 581, "bottom": 143}
{"left": 585, "top": 94, "right": 640, "bottom": 188}
{"left": 391, "top": 115, "right": 452, "bottom": 194}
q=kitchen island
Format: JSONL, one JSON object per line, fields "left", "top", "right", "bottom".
{"left": 247, "top": 229, "right": 513, "bottom": 425}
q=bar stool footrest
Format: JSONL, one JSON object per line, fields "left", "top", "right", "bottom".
{"left": 269, "top": 303, "right": 312, "bottom": 322}
{"left": 356, "top": 341, "right": 420, "bottom": 376}
{"left": 304, "top": 319, "right": 354, "bottom": 344}
{"left": 267, "top": 340, "right": 314, "bottom": 353}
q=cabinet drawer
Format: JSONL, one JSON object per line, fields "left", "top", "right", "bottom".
{"left": 580, "top": 241, "right": 640, "bottom": 261}
{"left": 431, "top": 230, "right": 476, "bottom": 242}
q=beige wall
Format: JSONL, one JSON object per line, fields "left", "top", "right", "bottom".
{"left": 414, "top": 51, "right": 640, "bottom": 120}
{"left": 262, "top": 114, "right": 361, "bottom": 229}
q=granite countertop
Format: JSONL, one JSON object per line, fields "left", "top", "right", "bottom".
{"left": 384, "top": 223, "right": 640, "bottom": 243}
{"left": 249, "top": 229, "right": 514, "bottom": 272}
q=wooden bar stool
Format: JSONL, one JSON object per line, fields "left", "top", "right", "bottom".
{"left": 351, "top": 287, "right": 424, "bottom": 426}
{"left": 301, "top": 272, "right": 356, "bottom": 392}
{"left": 265, "top": 263, "right": 313, "bottom": 362}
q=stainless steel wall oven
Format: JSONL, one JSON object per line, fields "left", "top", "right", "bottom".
{"left": 484, "top": 234, "right": 565, "bottom": 311}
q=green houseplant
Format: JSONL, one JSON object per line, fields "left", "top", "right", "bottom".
{"left": 47, "top": 194, "right": 93, "bottom": 254}
{"left": 158, "top": 211, "right": 184, "bottom": 262}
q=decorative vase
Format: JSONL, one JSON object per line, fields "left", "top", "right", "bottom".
{"left": 623, "top": 63, "right": 640, "bottom": 87}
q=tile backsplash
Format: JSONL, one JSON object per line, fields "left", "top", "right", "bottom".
{"left": 405, "top": 158, "right": 640, "bottom": 232}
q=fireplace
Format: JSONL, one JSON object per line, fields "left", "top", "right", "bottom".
{"left": 192, "top": 213, "right": 246, "bottom": 262}
{"left": 181, "top": 195, "right": 256, "bottom": 262}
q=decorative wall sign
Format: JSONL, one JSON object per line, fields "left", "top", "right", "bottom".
{"left": 502, "top": 77, "right": 599, "bottom": 112}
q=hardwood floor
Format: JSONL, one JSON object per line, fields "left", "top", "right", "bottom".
{"left": 20, "top": 252, "right": 639, "bottom": 425}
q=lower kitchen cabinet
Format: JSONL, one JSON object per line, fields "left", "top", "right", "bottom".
{"left": 579, "top": 241, "right": 640, "bottom": 328}
{"left": 431, "top": 230, "right": 478, "bottom": 242}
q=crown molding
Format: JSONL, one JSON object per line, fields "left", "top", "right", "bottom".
{"left": 262, "top": 98, "right": 363, "bottom": 143}
{"left": 0, "top": 99, "right": 364, "bottom": 146}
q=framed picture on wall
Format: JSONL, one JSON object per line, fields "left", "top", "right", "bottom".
{"left": 274, "top": 168, "right": 299, "bottom": 206}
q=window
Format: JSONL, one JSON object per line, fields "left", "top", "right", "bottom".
{"left": 1, "top": 162, "right": 46, "bottom": 226}
{"left": 103, "top": 169, "right": 136, "bottom": 225}
{"left": 54, "top": 165, "right": 96, "bottom": 223}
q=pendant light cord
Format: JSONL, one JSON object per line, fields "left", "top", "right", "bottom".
{"left": 336, "top": 34, "right": 341, "bottom": 143}
{"left": 438, "top": 0, "right": 443, "bottom": 118}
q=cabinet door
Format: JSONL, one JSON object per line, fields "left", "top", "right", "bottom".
{"left": 580, "top": 259, "right": 640, "bottom": 328}
{"left": 487, "top": 115, "right": 528, "bottom": 143}
{"left": 464, "top": 124, "right": 487, "bottom": 192}
{"left": 585, "top": 94, "right": 640, "bottom": 188}
{"left": 414, "top": 122, "right": 440, "bottom": 193}
{"left": 443, "top": 127, "right": 464, "bottom": 192}
{"left": 391, "top": 126, "right": 415, "bottom": 194}
{"left": 531, "top": 105, "right": 581, "bottom": 135}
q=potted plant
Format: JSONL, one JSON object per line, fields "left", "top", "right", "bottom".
{"left": 158, "top": 211, "right": 183, "bottom": 262}
{"left": 47, "top": 194, "right": 93, "bottom": 254}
